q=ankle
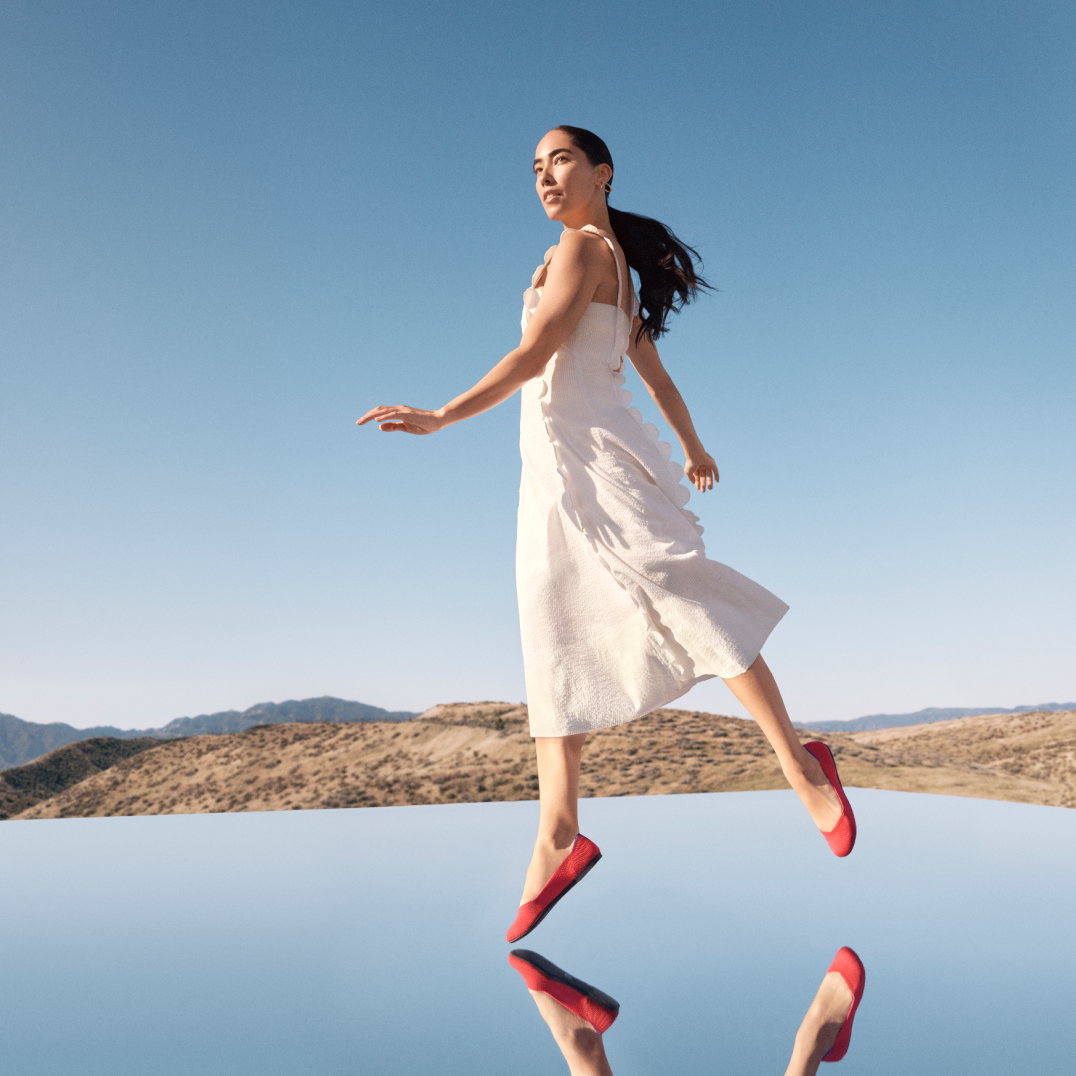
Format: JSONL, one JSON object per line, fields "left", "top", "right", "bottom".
{"left": 538, "top": 823, "right": 579, "bottom": 852}
{"left": 785, "top": 746, "right": 827, "bottom": 785}
{"left": 557, "top": 1026, "right": 603, "bottom": 1063}
{"left": 781, "top": 752, "right": 811, "bottom": 786}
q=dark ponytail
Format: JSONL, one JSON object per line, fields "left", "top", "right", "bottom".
{"left": 555, "top": 125, "right": 711, "bottom": 342}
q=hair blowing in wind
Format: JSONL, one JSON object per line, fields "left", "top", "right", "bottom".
{"left": 553, "top": 125, "right": 712, "bottom": 343}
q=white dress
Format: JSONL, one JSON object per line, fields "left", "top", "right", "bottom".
{"left": 517, "top": 225, "right": 789, "bottom": 737}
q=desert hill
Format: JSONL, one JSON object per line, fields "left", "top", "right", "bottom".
{"left": 0, "top": 697, "right": 418, "bottom": 770}
{"left": 8, "top": 703, "right": 1075, "bottom": 820}
{"left": 0, "top": 736, "right": 163, "bottom": 819}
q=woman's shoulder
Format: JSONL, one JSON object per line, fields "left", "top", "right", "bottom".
{"left": 534, "top": 229, "right": 610, "bottom": 287}
{"left": 557, "top": 226, "right": 609, "bottom": 249}
{"left": 550, "top": 228, "right": 611, "bottom": 267}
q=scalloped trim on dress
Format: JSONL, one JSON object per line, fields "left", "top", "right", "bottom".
{"left": 523, "top": 267, "right": 704, "bottom": 685}
{"left": 611, "top": 371, "right": 705, "bottom": 539}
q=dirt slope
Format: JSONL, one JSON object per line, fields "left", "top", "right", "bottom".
{"left": 847, "top": 709, "right": 1076, "bottom": 806}
{"left": 13, "top": 705, "right": 1076, "bottom": 819}
{"left": 0, "top": 737, "right": 163, "bottom": 818}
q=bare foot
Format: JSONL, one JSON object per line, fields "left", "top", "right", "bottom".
{"left": 529, "top": 989, "right": 614, "bottom": 1076}
{"left": 784, "top": 970, "right": 854, "bottom": 1076}
{"left": 520, "top": 832, "right": 577, "bottom": 905}
{"left": 785, "top": 750, "right": 843, "bottom": 833}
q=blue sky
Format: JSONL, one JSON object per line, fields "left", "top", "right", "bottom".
{"left": 2, "top": 0, "right": 1073, "bottom": 729}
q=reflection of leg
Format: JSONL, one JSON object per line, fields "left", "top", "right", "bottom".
{"left": 722, "top": 655, "right": 841, "bottom": 833}
{"left": 520, "top": 734, "right": 587, "bottom": 904}
{"left": 529, "top": 989, "right": 615, "bottom": 1076}
{"left": 785, "top": 948, "right": 865, "bottom": 1075}
{"left": 783, "top": 970, "right": 854, "bottom": 1076}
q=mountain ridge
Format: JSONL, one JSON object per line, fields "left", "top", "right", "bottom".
{"left": 6, "top": 696, "right": 1074, "bottom": 770}
{"left": 795, "top": 702, "right": 1076, "bottom": 733}
{"left": 0, "top": 697, "right": 418, "bottom": 770}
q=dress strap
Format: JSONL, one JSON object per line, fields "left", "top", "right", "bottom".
{"left": 578, "top": 224, "right": 623, "bottom": 315}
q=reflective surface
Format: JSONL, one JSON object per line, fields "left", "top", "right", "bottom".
{"left": 1, "top": 790, "right": 1074, "bottom": 1074}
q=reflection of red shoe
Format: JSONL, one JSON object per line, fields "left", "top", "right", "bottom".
{"left": 508, "top": 949, "right": 620, "bottom": 1034}
{"left": 506, "top": 834, "right": 601, "bottom": 943}
{"left": 804, "top": 742, "right": 856, "bottom": 857}
{"left": 822, "top": 946, "right": 866, "bottom": 1062}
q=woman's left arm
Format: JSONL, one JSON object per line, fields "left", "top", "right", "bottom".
{"left": 358, "top": 232, "right": 601, "bottom": 435}
{"left": 625, "top": 321, "right": 719, "bottom": 491}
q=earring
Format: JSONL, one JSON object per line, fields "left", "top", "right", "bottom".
{"left": 603, "top": 181, "right": 612, "bottom": 194}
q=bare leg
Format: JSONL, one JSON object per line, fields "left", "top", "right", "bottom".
{"left": 528, "top": 989, "right": 614, "bottom": 1076}
{"left": 520, "top": 734, "right": 587, "bottom": 904}
{"left": 723, "top": 655, "right": 842, "bottom": 832}
{"left": 783, "top": 970, "right": 854, "bottom": 1076}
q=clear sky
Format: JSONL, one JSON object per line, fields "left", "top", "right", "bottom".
{"left": 2, "top": 1, "right": 1073, "bottom": 729}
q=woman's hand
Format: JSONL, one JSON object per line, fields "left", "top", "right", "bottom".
{"left": 356, "top": 405, "right": 446, "bottom": 435}
{"left": 685, "top": 452, "right": 719, "bottom": 491}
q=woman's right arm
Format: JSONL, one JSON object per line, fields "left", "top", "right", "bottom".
{"left": 625, "top": 322, "right": 719, "bottom": 491}
{"left": 358, "top": 232, "right": 603, "bottom": 435}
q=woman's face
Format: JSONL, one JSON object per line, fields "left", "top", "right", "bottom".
{"left": 533, "top": 130, "right": 610, "bottom": 222}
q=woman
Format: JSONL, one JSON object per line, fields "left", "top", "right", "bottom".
{"left": 359, "top": 126, "right": 855, "bottom": 942}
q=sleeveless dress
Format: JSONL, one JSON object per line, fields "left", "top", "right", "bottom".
{"left": 517, "top": 225, "right": 789, "bottom": 738}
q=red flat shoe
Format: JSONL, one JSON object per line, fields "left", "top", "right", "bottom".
{"left": 508, "top": 949, "right": 620, "bottom": 1034}
{"left": 804, "top": 741, "right": 856, "bottom": 857}
{"left": 822, "top": 946, "right": 866, "bottom": 1062}
{"left": 506, "top": 834, "right": 601, "bottom": 943}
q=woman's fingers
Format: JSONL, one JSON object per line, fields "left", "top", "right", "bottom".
{"left": 358, "top": 405, "right": 442, "bottom": 435}
{"left": 356, "top": 405, "right": 401, "bottom": 426}
{"left": 359, "top": 407, "right": 410, "bottom": 425}
{"left": 687, "top": 463, "right": 717, "bottom": 491}
{"left": 357, "top": 405, "right": 438, "bottom": 434}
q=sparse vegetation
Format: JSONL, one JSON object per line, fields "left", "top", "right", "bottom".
{"left": 5, "top": 704, "right": 1074, "bottom": 820}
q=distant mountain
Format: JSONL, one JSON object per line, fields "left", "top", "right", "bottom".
{"left": 0, "top": 713, "right": 137, "bottom": 771}
{"left": 798, "top": 702, "right": 1076, "bottom": 733}
{"left": 0, "top": 697, "right": 418, "bottom": 770}
{"left": 151, "top": 698, "right": 417, "bottom": 737}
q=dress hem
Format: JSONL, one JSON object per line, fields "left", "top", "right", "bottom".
{"left": 526, "top": 672, "right": 720, "bottom": 738}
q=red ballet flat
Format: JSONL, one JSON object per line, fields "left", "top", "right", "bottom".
{"left": 508, "top": 949, "right": 620, "bottom": 1034}
{"left": 506, "top": 834, "right": 601, "bottom": 943}
{"left": 822, "top": 946, "right": 866, "bottom": 1062}
{"left": 804, "top": 741, "right": 856, "bottom": 857}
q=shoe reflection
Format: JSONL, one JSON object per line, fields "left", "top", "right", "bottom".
{"left": 509, "top": 949, "right": 619, "bottom": 1076}
{"left": 509, "top": 944, "right": 865, "bottom": 1076}
{"left": 785, "top": 946, "right": 866, "bottom": 1075}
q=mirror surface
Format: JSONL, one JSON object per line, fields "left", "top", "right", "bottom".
{"left": 1, "top": 789, "right": 1073, "bottom": 1074}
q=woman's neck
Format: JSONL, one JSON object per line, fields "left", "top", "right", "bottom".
{"left": 559, "top": 199, "right": 612, "bottom": 235}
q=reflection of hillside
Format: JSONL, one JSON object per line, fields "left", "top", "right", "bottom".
{"left": 7, "top": 704, "right": 1075, "bottom": 819}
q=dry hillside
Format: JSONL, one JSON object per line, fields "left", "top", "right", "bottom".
{"left": 8, "top": 704, "right": 1075, "bottom": 820}
{"left": 0, "top": 736, "right": 161, "bottom": 818}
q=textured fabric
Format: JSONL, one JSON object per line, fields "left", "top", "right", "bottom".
{"left": 517, "top": 225, "right": 789, "bottom": 737}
